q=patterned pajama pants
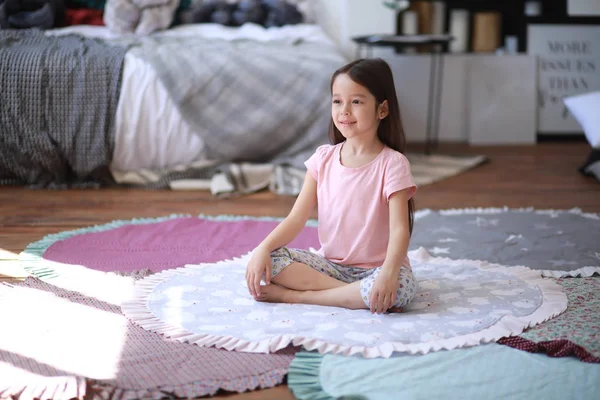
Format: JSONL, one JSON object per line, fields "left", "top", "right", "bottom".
{"left": 270, "top": 247, "right": 418, "bottom": 308}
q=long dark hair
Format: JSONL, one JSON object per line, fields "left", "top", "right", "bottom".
{"left": 328, "top": 58, "right": 415, "bottom": 235}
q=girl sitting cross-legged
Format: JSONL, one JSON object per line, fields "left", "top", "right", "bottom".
{"left": 245, "top": 58, "right": 418, "bottom": 314}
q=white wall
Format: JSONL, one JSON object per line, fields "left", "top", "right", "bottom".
{"left": 312, "top": 0, "right": 345, "bottom": 50}
{"left": 312, "top": 0, "right": 397, "bottom": 59}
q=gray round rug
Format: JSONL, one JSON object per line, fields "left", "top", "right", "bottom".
{"left": 410, "top": 207, "right": 599, "bottom": 278}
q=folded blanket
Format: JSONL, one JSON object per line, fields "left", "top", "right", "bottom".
{"left": 111, "top": 161, "right": 305, "bottom": 197}
{"left": 103, "top": 0, "right": 179, "bottom": 35}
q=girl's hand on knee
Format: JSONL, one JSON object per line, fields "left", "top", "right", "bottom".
{"left": 245, "top": 246, "right": 272, "bottom": 298}
{"left": 370, "top": 269, "right": 399, "bottom": 314}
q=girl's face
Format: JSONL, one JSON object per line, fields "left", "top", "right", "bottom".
{"left": 331, "top": 73, "right": 387, "bottom": 141}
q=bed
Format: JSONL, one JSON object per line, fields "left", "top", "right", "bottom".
{"left": 0, "top": 19, "right": 348, "bottom": 195}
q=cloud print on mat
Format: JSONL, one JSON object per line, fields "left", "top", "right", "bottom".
{"left": 122, "top": 249, "right": 567, "bottom": 359}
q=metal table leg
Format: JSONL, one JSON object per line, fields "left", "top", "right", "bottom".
{"left": 425, "top": 45, "right": 444, "bottom": 154}
{"left": 432, "top": 47, "right": 445, "bottom": 152}
{"left": 425, "top": 48, "right": 438, "bottom": 154}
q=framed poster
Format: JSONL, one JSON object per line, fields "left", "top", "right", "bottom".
{"left": 527, "top": 24, "right": 600, "bottom": 134}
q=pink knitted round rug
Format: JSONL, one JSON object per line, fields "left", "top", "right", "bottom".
{"left": 23, "top": 215, "right": 319, "bottom": 277}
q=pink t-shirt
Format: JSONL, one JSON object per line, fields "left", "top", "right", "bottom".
{"left": 305, "top": 143, "right": 417, "bottom": 269}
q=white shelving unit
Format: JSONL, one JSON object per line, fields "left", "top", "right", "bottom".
{"left": 372, "top": 49, "right": 538, "bottom": 145}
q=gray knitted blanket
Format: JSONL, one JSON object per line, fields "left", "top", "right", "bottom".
{"left": 127, "top": 35, "right": 345, "bottom": 170}
{"left": 0, "top": 30, "right": 126, "bottom": 188}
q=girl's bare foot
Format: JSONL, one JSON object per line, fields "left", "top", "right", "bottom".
{"left": 255, "top": 284, "right": 298, "bottom": 304}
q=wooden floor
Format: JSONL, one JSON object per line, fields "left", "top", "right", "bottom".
{"left": 1, "top": 141, "right": 598, "bottom": 399}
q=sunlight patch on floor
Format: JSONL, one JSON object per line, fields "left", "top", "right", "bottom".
{"left": 0, "top": 249, "right": 17, "bottom": 259}
{"left": 23, "top": 257, "right": 138, "bottom": 306}
{"left": 0, "top": 248, "right": 27, "bottom": 280}
{"left": 0, "top": 283, "right": 128, "bottom": 380}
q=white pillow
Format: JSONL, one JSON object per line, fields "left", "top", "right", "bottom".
{"left": 563, "top": 91, "right": 600, "bottom": 148}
